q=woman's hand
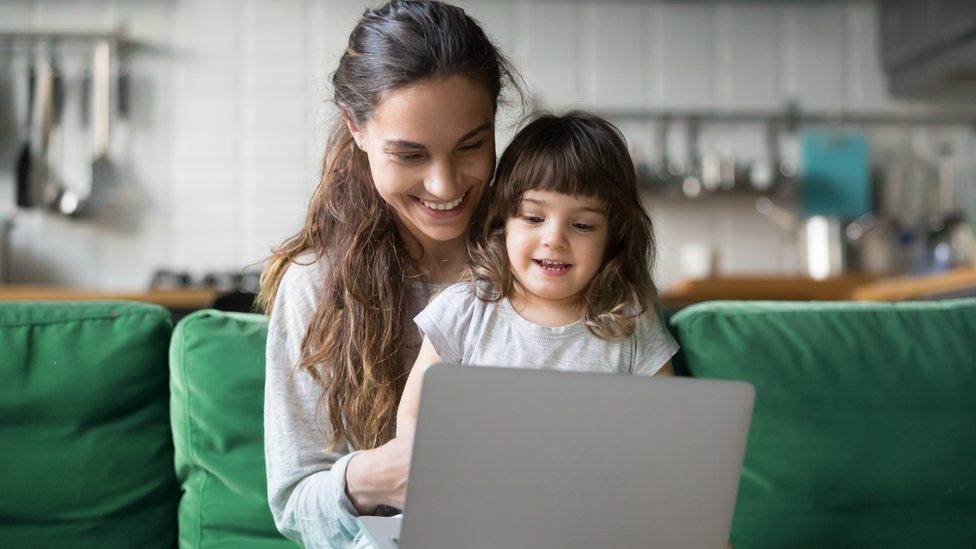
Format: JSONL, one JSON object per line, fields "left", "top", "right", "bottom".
{"left": 344, "top": 433, "right": 414, "bottom": 514}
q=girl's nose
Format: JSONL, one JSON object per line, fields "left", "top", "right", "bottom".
{"left": 541, "top": 225, "right": 568, "bottom": 249}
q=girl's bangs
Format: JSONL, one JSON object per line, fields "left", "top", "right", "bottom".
{"left": 503, "top": 136, "right": 613, "bottom": 214}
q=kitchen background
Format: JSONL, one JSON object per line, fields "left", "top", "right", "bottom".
{"left": 0, "top": 0, "right": 974, "bottom": 297}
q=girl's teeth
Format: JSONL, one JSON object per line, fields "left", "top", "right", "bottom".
{"left": 421, "top": 193, "right": 465, "bottom": 211}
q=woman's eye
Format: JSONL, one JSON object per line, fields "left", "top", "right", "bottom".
{"left": 389, "top": 151, "right": 424, "bottom": 162}
{"left": 458, "top": 140, "right": 485, "bottom": 152}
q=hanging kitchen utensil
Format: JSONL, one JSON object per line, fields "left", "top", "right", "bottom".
{"left": 749, "top": 122, "right": 778, "bottom": 191}
{"left": 27, "top": 50, "right": 54, "bottom": 210}
{"left": 41, "top": 45, "right": 67, "bottom": 210}
{"left": 115, "top": 49, "right": 130, "bottom": 142}
{"left": 683, "top": 118, "right": 703, "bottom": 198}
{"left": 0, "top": 214, "right": 12, "bottom": 284}
{"left": 800, "top": 128, "right": 871, "bottom": 219}
{"left": 651, "top": 117, "right": 675, "bottom": 188}
{"left": 61, "top": 39, "right": 111, "bottom": 216}
{"left": 14, "top": 53, "right": 36, "bottom": 208}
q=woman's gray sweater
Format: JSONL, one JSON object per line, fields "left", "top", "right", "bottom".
{"left": 263, "top": 256, "right": 433, "bottom": 548}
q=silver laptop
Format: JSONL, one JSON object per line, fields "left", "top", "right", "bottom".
{"left": 360, "top": 364, "right": 754, "bottom": 549}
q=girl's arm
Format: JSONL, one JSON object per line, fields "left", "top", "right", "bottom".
{"left": 655, "top": 360, "right": 675, "bottom": 376}
{"left": 395, "top": 336, "right": 442, "bottom": 439}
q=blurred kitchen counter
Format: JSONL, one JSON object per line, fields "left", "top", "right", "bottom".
{"left": 0, "top": 285, "right": 219, "bottom": 309}
{"left": 6, "top": 268, "right": 975, "bottom": 314}
{"left": 660, "top": 274, "right": 880, "bottom": 309}
{"left": 851, "top": 268, "right": 976, "bottom": 301}
{"left": 662, "top": 268, "right": 976, "bottom": 308}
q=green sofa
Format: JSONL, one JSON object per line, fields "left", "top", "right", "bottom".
{"left": 1, "top": 299, "right": 974, "bottom": 548}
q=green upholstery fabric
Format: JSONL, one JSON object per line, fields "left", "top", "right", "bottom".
{"left": 669, "top": 300, "right": 976, "bottom": 549}
{"left": 170, "top": 310, "right": 292, "bottom": 548}
{"left": 0, "top": 301, "right": 178, "bottom": 548}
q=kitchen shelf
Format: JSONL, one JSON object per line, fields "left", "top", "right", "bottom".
{"left": 597, "top": 106, "right": 976, "bottom": 128}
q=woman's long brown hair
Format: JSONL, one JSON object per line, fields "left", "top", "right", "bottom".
{"left": 257, "top": 0, "right": 519, "bottom": 451}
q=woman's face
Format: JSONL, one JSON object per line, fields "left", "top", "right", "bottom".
{"left": 348, "top": 75, "right": 496, "bottom": 246}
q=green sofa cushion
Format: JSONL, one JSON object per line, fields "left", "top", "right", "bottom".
{"left": 670, "top": 299, "right": 976, "bottom": 549}
{"left": 0, "top": 301, "right": 178, "bottom": 548}
{"left": 170, "top": 310, "right": 292, "bottom": 548}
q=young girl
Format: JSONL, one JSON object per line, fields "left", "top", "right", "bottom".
{"left": 396, "top": 111, "right": 678, "bottom": 437}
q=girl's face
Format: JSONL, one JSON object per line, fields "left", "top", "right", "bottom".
{"left": 504, "top": 190, "right": 609, "bottom": 307}
{"left": 348, "top": 75, "right": 496, "bottom": 247}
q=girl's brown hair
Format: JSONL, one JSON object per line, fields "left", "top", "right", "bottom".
{"left": 257, "top": 0, "right": 519, "bottom": 451}
{"left": 467, "top": 111, "right": 659, "bottom": 340}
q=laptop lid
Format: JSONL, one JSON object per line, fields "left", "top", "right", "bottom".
{"left": 399, "top": 365, "right": 754, "bottom": 549}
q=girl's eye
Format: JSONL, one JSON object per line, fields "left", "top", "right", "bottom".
{"left": 522, "top": 215, "right": 543, "bottom": 224}
{"left": 458, "top": 140, "right": 484, "bottom": 152}
{"left": 573, "top": 223, "right": 595, "bottom": 232}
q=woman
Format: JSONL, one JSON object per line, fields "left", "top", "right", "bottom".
{"left": 257, "top": 1, "right": 520, "bottom": 546}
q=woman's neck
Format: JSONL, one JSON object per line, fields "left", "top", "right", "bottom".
{"left": 508, "top": 285, "right": 585, "bottom": 327}
{"left": 399, "top": 226, "right": 468, "bottom": 285}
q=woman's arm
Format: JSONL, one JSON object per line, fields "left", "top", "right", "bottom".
{"left": 265, "top": 257, "right": 406, "bottom": 547}
{"left": 264, "top": 261, "right": 365, "bottom": 546}
{"left": 395, "top": 336, "right": 443, "bottom": 438}
{"left": 347, "top": 336, "right": 441, "bottom": 513}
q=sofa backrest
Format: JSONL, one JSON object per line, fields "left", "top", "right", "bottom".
{"left": 669, "top": 299, "right": 976, "bottom": 548}
{"left": 170, "top": 309, "right": 293, "bottom": 548}
{"left": 0, "top": 301, "right": 179, "bottom": 548}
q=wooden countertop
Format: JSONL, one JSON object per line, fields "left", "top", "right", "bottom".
{"left": 5, "top": 268, "right": 974, "bottom": 311}
{"left": 660, "top": 274, "right": 880, "bottom": 308}
{"left": 851, "top": 268, "right": 976, "bottom": 301}
{"left": 0, "top": 285, "right": 219, "bottom": 309}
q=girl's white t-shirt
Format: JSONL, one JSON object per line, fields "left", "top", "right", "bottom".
{"left": 413, "top": 282, "right": 679, "bottom": 376}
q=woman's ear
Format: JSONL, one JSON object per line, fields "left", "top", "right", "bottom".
{"left": 341, "top": 109, "right": 366, "bottom": 151}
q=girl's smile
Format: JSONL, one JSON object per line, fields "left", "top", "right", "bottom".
{"left": 533, "top": 258, "right": 573, "bottom": 276}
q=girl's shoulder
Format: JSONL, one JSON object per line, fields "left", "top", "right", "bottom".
{"left": 428, "top": 281, "right": 483, "bottom": 308}
{"left": 421, "top": 280, "right": 502, "bottom": 322}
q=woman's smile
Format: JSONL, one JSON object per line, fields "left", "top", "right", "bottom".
{"left": 351, "top": 75, "right": 495, "bottom": 244}
{"left": 412, "top": 191, "right": 469, "bottom": 219}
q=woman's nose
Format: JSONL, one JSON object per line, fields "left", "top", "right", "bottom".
{"left": 425, "top": 158, "right": 461, "bottom": 198}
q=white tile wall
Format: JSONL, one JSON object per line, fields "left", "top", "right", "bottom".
{"left": 0, "top": 0, "right": 971, "bottom": 290}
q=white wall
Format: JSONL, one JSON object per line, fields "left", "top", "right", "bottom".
{"left": 0, "top": 0, "right": 972, "bottom": 289}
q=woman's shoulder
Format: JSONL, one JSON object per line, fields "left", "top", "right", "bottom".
{"left": 268, "top": 252, "right": 333, "bottom": 344}
{"left": 281, "top": 251, "right": 330, "bottom": 285}
{"left": 277, "top": 252, "right": 331, "bottom": 306}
